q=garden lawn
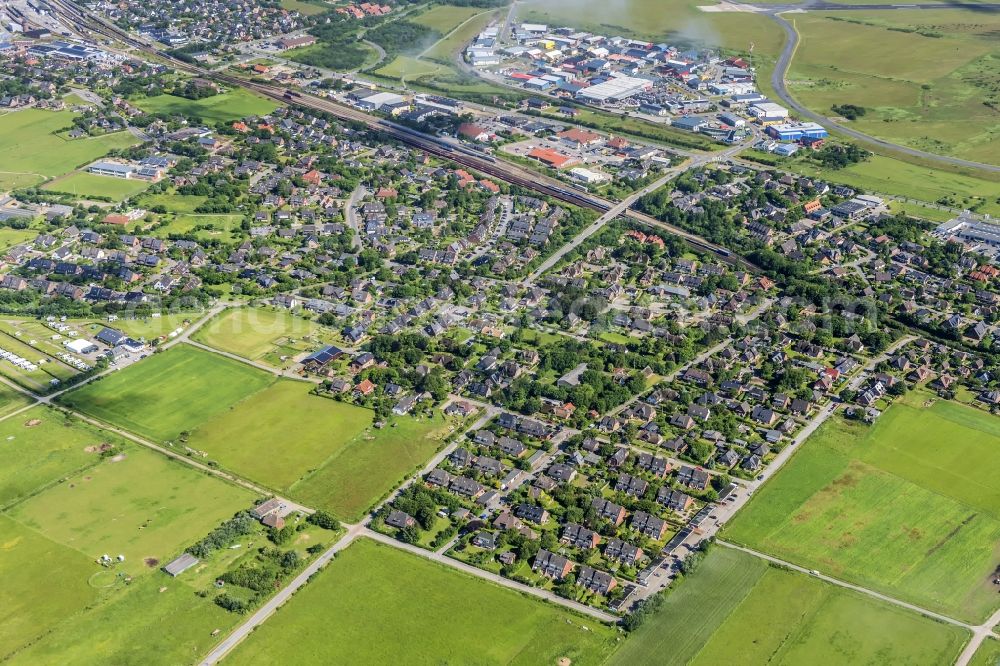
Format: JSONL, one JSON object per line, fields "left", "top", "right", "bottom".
{"left": 58, "top": 344, "right": 274, "bottom": 442}
{"left": 184, "top": 381, "right": 371, "bottom": 492}
{"left": 724, "top": 392, "right": 1000, "bottom": 622}
{"left": 192, "top": 307, "right": 329, "bottom": 361}
{"left": 8, "top": 445, "right": 254, "bottom": 577}
{"left": 225, "top": 538, "right": 618, "bottom": 665}
{"left": 43, "top": 172, "right": 151, "bottom": 201}
{"left": 7, "top": 574, "right": 241, "bottom": 666}
{"left": 134, "top": 89, "right": 277, "bottom": 124}
{"left": 0, "top": 110, "right": 138, "bottom": 186}
{"left": 0, "top": 406, "right": 119, "bottom": 508}
{"left": 0, "top": 515, "right": 99, "bottom": 660}
{"left": 289, "top": 410, "right": 460, "bottom": 521}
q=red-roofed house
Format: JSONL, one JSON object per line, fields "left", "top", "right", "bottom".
{"left": 458, "top": 122, "right": 491, "bottom": 142}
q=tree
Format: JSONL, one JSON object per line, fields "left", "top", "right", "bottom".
{"left": 307, "top": 510, "right": 340, "bottom": 531}
{"left": 398, "top": 524, "right": 421, "bottom": 544}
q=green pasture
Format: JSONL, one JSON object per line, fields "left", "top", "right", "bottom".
{"left": 971, "top": 638, "right": 1000, "bottom": 666}
{"left": 192, "top": 307, "right": 331, "bottom": 362}
{"left": 58, "top": 344, "right": 274, "bottom": 443}
{"left": 43, "top": 172, "right": 151, "bottom": 201}
{"left": 134, "top": 89, "right": 277, "bottom": 124}
{"left": 226, "top": 538, "right": 619, "bottom": 665}
{"left": 412, "top": 4, "right": 483, "bottom": 33}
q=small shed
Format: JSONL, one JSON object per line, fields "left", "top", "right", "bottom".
{"left": 163, "top": 553, "right": 199, "bottom": 577}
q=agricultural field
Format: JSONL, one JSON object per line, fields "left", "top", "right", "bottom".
{"left": 8, "top": 446, "right": 254, "bottom": 578}
{"left": 411, "top": 4, "right": 483, "bottom": 33}
{"left": 133, "top": 89, "right": 277, "bottom": 124}
{"left": 78, "top": 313, "right": 196, "bottom": 341}
{"left": 192, "top": 306, "right": 334, "bottom": 364}
{"left": 724, "top": 391, "right": 1000, "bottom": 622}
{"left": 0, "top": 109, "right": 138, "bottom": 189}
{"left": 611, "top": 547, "right": 968, "bottom": 666}
{"left": 0, "top": 227, "right": 39, "bottom": 251}
{"left": 0, "top": 406, "right": 110, "bottom": 508}
{"left": 183, "top": 380, "right": 372, "bottom": 492}
{"left": 785, "top": 152, "right": 1000, "bottom": 217}
{"left": 787, "top": 11, "right": 1000, "bottom": 164}
{"left": 226, "top": 538, "right": 619, "bottom": 665}
{"left": 58, "top": 344, "right": 274, "bottom": 443}
{"left": 375, "top": 56, "right": 445, "bottom": 81}
{"left": 42, "top": 171, "right": 151, "bottom": 201}
{"left": 279, "top": 0, "right": 326, "bottom": 15}
{"left": 289, "top": 409, "right": 464, "bottom": 521}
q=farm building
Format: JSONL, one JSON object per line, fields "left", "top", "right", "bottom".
{"left": 163, "top": 553, "right": 199, "bottom": 577}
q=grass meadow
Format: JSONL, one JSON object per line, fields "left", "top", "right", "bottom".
{"left": 226, "top": 538, "right": 619, "bottom": 665}
{"left": 192, "top": 307, "right": 332, "bottom": 362}
{"left": 8, "top": 446, "right": 253, "bottom": 577}
{"left": 612, "top": 547, "right": 968, "bottom": 665}
{"left": 724, "top": 392, "right": 1000, "bottom": 622}
{"left": 58, "top": 344, "right": 275, "bottom": 443}
{"left": 289, "top": 409, "right": 461, "bottom": 521}
{"left": 0, "top": 110, "right": 138, "bottom": 188}
{"left": 43, "top": 172, "right": 151, "bottom": 201}
{"left": 183, "top": 380, "right": 372, "bottom": 492}
{"left": 971, "top": 638, "right": 1000, "bottom": 666}
{"left": 786, "top": 11, "right": 1000, "bottom": 164}
{"left": 134, "top": 89, "right": 277, "bottom": 124}
{"left": 411, "top": 4, "right": 483, "bottom": 33}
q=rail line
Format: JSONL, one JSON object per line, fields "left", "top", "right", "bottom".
{"left": 47, "top": 0, "right": 754, "bottom": 270}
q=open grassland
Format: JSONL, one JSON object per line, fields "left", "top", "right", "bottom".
{"left": 787, "top": 11, "right": 1000, "bottom": 164}
{"left": 0, "top": 515, "right": 99, "bottom": 660}
{"left": 43, "top": 172, "right": 151, "bottom": 201}
{"left": 376, "top": 55, "right": 445, "bottom": 80}
{"left": 136, "top": 192, "right": 207, "bottom": 214}
{"left": 8, "top": 445, "right": 254, "bottom": 577}
{"left": 184, "top": 380, "right": 371, "bottom": 492}
{"left": 613, "top": 547, "right": 968, "bottom": 665}
{"left": 0, "top": 227, "right": 38, "bottom": 251}
{"left": 0, "top": 407, "right": 118, "bottom": 508}
{"left": 0, "top": 383, "right": 32, "bottom": 420}
{"left": 518, "top": 0, "right": 784, "bottom": 58}
{"left": 784, "top": 153, "right": 1000, "bottom": 217}
{"left": 412, "top": 4, "right": 483, "bottom": 33}
{"left": 151, "top": 212, "right": 244, "bottom": 240}
{"left": 609, "top": 545, "right": 768, "bottom": 666}
{"left": 58, "top": 344, "right": 274, "bottom": 443}
{"left": 279, "top": 0, "right": 327, "bottom": 15}
{"left": 724, "top": 392, "right": 1000, "bottom": 622}
{"left": 193, "top": 306, "right": 331, "bottom": 362}
{"left": 226, "top": 538, "right": 619, "bottom": 665}
{"left": 291, "top": 410, "right": 463, "bottom": 521}
{"left": 0, "top": 110, "right": 138, "bottom": 187}
{"left": 8, "top": 573, "right": 240, "bottom": 666}
{"left": 79, "top": 313, "right": 196, "bottom": 341}
{"left": 134, "top": 89, "right": 277, "bottom": 124}
{"left": 971, "top": 638, "right": 1000, "bottom": 666}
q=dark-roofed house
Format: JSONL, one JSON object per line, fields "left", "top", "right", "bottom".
{"left": 386, "top": 510, "right": 416, "bottom": 529}
{"left": 576, "top": 565, "right": 617, "bottom": 595}
{"left": 515, "top": 503, "right": 549, "bottom": 524}
{"left": 631, "top": 511, "right": 668, "bottom": 540}
{"left": 677, "top": 465, "right": 711, "bottom": 490}
{"left": 302, "top": 344, "right": 345, "bottom": 373}
{"left": 533, "top": 549, "right": 573, "bottom": 580}
{"left": 615, "top": 473, "right": 649, "bottom": 498}
{"left": 450, "top": 476, "right": 485, "bottom": 499}
{"left": 657, "top": 487, "right": 695, "bottom": 514}
{"left": 604, "top": 538, "right": 643, "bottom": 566}
{"left": 561, "top": 523, "right": 601, "bottom": 550}
{"left": 591, "top": 498, "right": 626, "bottom": 526}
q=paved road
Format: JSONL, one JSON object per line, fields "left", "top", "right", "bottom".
{"left": 768, "top": 13, "right": 1000, "bottom": 173}
{"left": 345, "top": 184, "right": 366, "bottom": 250}
{"left": 957, "top": 605, "right": 1000, "bottom": 666}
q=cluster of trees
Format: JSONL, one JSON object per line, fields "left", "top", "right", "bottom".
{"left": 216, "top": 547, "right": 303, "bottom": 613}
{"left": 365, "top": 21, "right": 441, "bottom": 58}
{"left": 189, "top": 511, "right": 257, "bottom": 558}
{"left": 810, "top": 144, "right": 870, "bottom": 169}
{"left": 297, "top": 22, "right": 371, "bottom": 71}
{"left": 831, "top": 104, "right": 866, "bottom": 120}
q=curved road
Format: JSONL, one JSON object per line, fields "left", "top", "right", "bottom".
{"left": 768, "top": 12, "right": 1000, "bottom": 173}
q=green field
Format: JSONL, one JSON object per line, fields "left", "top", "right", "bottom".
{"left": 289, "top": 410, "right": 461, "bottom": 521}
{"left": 9, "top": 445, "right": 253, "bottom": 577}
{"left": 412, "top": 4, "right": 483, "bottom": 33}
{"left": 184, "top": 380, "right": 372, "bottom": 491}
{"left": 136, "top": 192, "right": 208, "bottom": 214}
{"left": 8, "top": 573, "right": 241, "bottom": 666}
{"left": 192, "top": 307, "right": 330, "bottom": 362}
{"left": 0, "top": 227, "right": 38, "bottom": 251}
{"left": 43, "top": 171, "right": 151, "bottom": 201}
{"left": 280, "top": 0, "right": 327, "bottom": 15}
{"left": 226, "top": 538, "right": 619, "bottom": 665}
{"left": 0, "top": 515, "right": 99, "bottom": 659}
{"left": 972, "top": 638, "right": 1000, "bottom": 666}
{"left": 0, "top": 406, "right": 119, "bottom": 508}
{"left": 725, "top": 392, "right": 1000, "bottom": 622}
{"left": 79, "top": 313, "right": 196, "bottom": 341}
{"left": 787, "top": 11, "right": 1000, "bottom": 164}
{"left": 785, "top": 153, "right": 1000, "bottom": 217}
{"left": 134, "top": 89, "right": 277, "bottom": 124}
{"left": 0, "top": 110, "right": 138, "bottom": 189}
{"left": 376, "top": 56, "right": 445, "bottom": 80}
{"left": 58, "top": 344, "right": 274, "bottom": 443}
{"left": 612, "top": 546, "right": 968, "bottom": 665}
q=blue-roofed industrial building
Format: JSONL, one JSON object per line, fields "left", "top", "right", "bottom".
{"left": 766, "top": 122, "right": 828, "bottom": 142}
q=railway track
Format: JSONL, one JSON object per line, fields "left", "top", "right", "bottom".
{"left": 48, "top": 0, "right": 755, "bottom": 270}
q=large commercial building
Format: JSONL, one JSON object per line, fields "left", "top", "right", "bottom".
{"left": 766, "top": 122, "right": 828, "bottom": 141}
{"left": 576, "top": 75, "right": 652, "bottom": 104}
{"left": 936, "top": 214, "right": 1000, "bottom": 249}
